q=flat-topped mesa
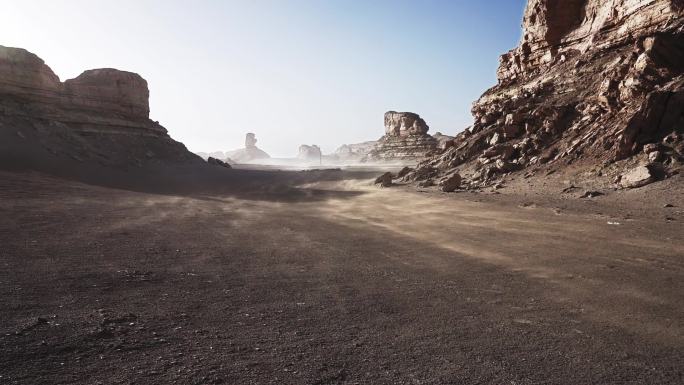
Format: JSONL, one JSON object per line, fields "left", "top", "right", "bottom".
{"left": 63, "top": 68, "right": 150, "bottom": 119}
{"left": 0, "top": 45, "right": 164, "bottom": 135}
{"left": 0, "top": 45, "right": 202, "bottom": 170}
{"left": 365, "top": 111, "right": 438, "bottom": 161}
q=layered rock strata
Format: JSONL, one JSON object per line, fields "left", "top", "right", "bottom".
{"left": 333, "top": 141, "right": 378, "bottom": 162}
{"left": 365, "top": 111, "right": 438, "bottom": 161}
{"left": 0, "top": 46, "right": 166, "bottom": 135}
{"left": 405, "top": 0, "right": 684, "bottom": 189}
{"left": 0, "top": 45, "right": 200, "bottom": 169}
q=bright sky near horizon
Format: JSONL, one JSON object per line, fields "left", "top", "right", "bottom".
{"left": 2, "top": 0, "right": 526, "bottom": 157}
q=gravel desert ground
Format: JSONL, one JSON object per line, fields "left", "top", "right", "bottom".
{"left": 3, "top": 0, "right": 684, "bottom": 383}
{"left": 1, "top": 169, "right": 682, "bottom": 384}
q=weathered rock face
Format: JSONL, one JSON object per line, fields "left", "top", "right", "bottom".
{"left": 409, "top": 0, "right": 684, "bottom": 189}
{"left": 0, "top": 45, "right": 165, "bottom": 136}
{"left": 619, "top": 165, "right": 655, "bottom": 188}
{"left": 207, "top": 157, "right": 232, "bottom": 169}
{"left": 365, "top": 111, "right": 438, "bottom": 161}
{"left": 0, "top": 45, "right": 200, "bottom": 170}
{"left": 499, "top": 0, "right": 683, "bottom": 82}
{"left": 439, "top": 172, "right": 462, "bottom": 192}
{"left": 245, "top": 133, "right": 258, "bottom": 148}
{"left": 334, "top": 141, "right": 378, "bottom": 161}
{"left": 196, "top": 151, "right": 228, "bottom": 161}
{"left": 433, "top": 132, "right": 455, "bottom": 149}
{"left": 297, "top": 145, "right": 322, "bottom": 161}
{"left": 384, "top": 111, "right": 429, "bottom": 137}
{"left": 64, "top": 69, "right": 150, "bottom": 119}
{"left": 374, "top": 172, "right": 393, "bottom": 187}
{"left": 0, "top": 46, "right": 61, "bottom": 94}
{"left": 225, "top": 133, "right": 271, "bottom": 163}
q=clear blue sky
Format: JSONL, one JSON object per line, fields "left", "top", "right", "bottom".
{"left": 2, "top": 0, "right": 526, "bottom": 157}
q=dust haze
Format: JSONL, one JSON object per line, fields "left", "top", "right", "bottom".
{"left": 2, "top": 1, "right": 684, "bottom": 384}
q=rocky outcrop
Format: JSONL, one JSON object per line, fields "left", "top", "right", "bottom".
{"left": 297, "top": 145, "right": 322, "bottom": 162}
{"left": 365, "top": 111, "right": 438, "bottom": 161}
{"left": 440, "top": 172, "right": 462, "bottom": 192}
{"left": 0, "top": 46, "right": 60, "bottom": 95}
{"left": 64, "top": 69, "right": 150, "bottom": 119}
{"left": 0, "top": 45, "right": 166, "bottom": 136}
{"left": 383, "top": 111, "right": 429, "bottom": 136}
{"left": 334, "top": 141, "right": 378, "bottom": 161}
{"left": 374, "top": 172, "right": 393, "bottom": 187}
{"left": 433, "top": 132, "right": 455, "bottom": 149}
{"left": 619, "top": 165, "right": 655, "bottom": 188}
{"left": 406, "top": 0, "right": 684, "bottom": 189}
{"left": 207, "top": 157, "right": 232, "bottom": 169}
{"left": 0, "top": 45, "right": 200, "bottom": 170}
{"left": 497, "top": 0, "right": 683, "bottom": 83}
{"left": 225, "top": 133, "right": 271, "bottom": 163}
{"left": 245, "top": 133, "right": 258, "bottom": 148}
{"left": 196, "top": 151, "right": 228, "bottom": 161}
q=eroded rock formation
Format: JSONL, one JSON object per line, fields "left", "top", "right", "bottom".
{"left": 383, "top": 111, "right": 429, "bottom": 136}
{"left": 245, "top": 133, "right": 258, "bottom": 149}
{"left": 196, "top": 151, "right": 228, "bottom": 161}
{"left": 334, "top": 141, "right": 378, "bottom": 162}
{"left": 225, "top": 133, "right": 271, "bottom": 163}
{"left": 0, "top": 46, "right": 166, "bottom": 135}
{"left": 365, "top": 111, "right": 438, "bottom": 161}
{"left": 0, "top": 45, "right": 200, "bottom": 170}
{"left": 433, "top": 132, "right": 455, "bottom": 149}
{"left": 297, "top": 144, "right": 322, "bottom": 162}
{"left": 404, "top": 0, "right": 684, "bottom": 189}
{"left": 207, "top": 156, "right": 232, "bottom": 169}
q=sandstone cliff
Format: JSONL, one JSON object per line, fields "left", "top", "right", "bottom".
{"left": 0, "top": 45, "right": 200, "bottom": 174}
{"left": 403, "top": 0, "right": 684, "bottom": 189}
{"left": 365, "top": 111, "right": 438, "bottom": 161}
{"left": 0, "top": 46, "right": 167, "bottom": 135}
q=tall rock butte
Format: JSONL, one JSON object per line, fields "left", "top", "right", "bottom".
{"left": 365, "top": 111, "right": 438, "bottom": 161}
{"left": 225, "top": 133, "right": 271, "bottom": 163}
{"left": 0, "top": 45, "right": 200, "bottom": 170}
{"left": 406, "top": 0, "right": 684, "bottom": 188}
{"left": 297, "top": 144, "right": 322, "bottom": 162}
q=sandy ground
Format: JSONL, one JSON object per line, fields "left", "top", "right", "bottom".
{"left": 1, "top": 168, "right": 683, "bottom": 384}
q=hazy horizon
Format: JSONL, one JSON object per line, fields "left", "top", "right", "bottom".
{"left": 2, "top": 0, "right": 526, "bottom": 157}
